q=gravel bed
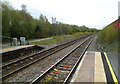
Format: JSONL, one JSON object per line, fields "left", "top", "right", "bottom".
{"left": 87, "top": 35, "right": 120, "bottom": 81}
{"left": 3, "top": 37, "right": 88, "bottom": 82}
{"left": 87, "top": 35, "right": 102, "bottom": 51}
{"left": 40, "top": 38, "right": 91, "bottom": 83}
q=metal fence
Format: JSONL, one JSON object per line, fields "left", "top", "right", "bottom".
{"left": 1, "top": 36, "right": 13, "bottom": 45}
{"left": 1, "top": 36, "right": 21, "bottom": 48}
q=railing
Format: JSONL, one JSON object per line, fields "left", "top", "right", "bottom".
{"left": 1, "top": 36, "right": 21, "bottom": 48}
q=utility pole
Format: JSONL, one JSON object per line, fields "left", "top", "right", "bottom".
{"left": 118, "top": 1, "right": 120, "bottom": 19}
{"left": 118, "top": 1, "right": 120, "bottom": 29}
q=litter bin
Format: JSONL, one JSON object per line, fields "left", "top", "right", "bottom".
{"left": 20, "top": 37, "right": 26, "bottom": 45}
{"left": 13, "top": 38, "right": 18, "bottom": 46}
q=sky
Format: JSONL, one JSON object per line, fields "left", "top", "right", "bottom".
{"left": 3, "top": 0, "right": 120, "bottom": 29}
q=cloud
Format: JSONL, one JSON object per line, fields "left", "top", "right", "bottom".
{"left": 7, "top": 0, "right": 120, "bottom": 29}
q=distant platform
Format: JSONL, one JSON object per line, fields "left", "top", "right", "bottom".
{"left": 1, "top": 45, "right": 44, "bottom": 63}
{"left": 0, "top": 45, "right": 34, "bottom": 53}
{"left": 70, "top": 51, "right": 119, "bottom": 83}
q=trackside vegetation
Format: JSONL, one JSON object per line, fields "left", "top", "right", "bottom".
{"left": 98, "top": 19, "right": 120, "bottom": 51}
{"left": 2, "top": 2, "right": 98, "bottom": 40}
{"left": 98, "top": 26, "right": 118, "bottom": 43}
{"left": 31, "top": 32, "right": 93, "bottom": 45}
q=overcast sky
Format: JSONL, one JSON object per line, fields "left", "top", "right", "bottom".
{"left": 4, "top": 0, "right": 120, "bottom": 29}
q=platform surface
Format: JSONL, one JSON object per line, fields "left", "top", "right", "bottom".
{"left": 70, "top": 51, "right": 119, "bottom": 83}
{"left": 0, "top": 45, "right": 34, "bottom": 53}
{"left": 71, "top": 51, "right": 95, "bottom": 82}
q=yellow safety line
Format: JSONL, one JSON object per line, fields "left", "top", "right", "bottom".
{"left": 104, "top": 52, "right": 118, "bottom": 84}
{"left": 94, "top": 52, "right": 107, "bottom": 83}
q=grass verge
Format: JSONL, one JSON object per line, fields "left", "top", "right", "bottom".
{"left": 31, "top": 32, "right": 93, "bottom": 46}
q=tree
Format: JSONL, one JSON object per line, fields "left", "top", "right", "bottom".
{"left": 21, "top": 4, "right": 27, "bottom": 12}
{"left": 2, "top": 1, "right": 98, "bottom": 40}
{"left": 2, "top": 2, "right": 13, "bottom": 37}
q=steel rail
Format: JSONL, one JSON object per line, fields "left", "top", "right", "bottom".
{"left": 2, "top": 34, "right": 90, "bottom": 67}
{"left": 63, "top": 36, "right": 95, "bottom": 84}
{"left": 30, "top": 35, "right": 93, "bottom": 84}
{"left": 1, "top": 34, "right": 92, "bottom": 80}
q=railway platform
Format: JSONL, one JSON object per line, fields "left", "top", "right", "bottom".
{"left": 70, "top": 51, "right": 119, "bottom": 83}
{"left": 1, "top": 35, "right": 119, "bottom": 83}
{"left": 0, "top": 45, "right": 34, "bottom": 53}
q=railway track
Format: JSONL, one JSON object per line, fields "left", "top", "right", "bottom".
{"left": 30, "top": 35, "right": 95, "bottom": 83}
{"left": 1, "top": 34, "right": 92, "bottom": 80}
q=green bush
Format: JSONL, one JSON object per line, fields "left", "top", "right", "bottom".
{"left": 98, "top": 25, "right": 119, "bottom": 44}
{"left": 72, "top": 32, "right": 93, "bottom": 37}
